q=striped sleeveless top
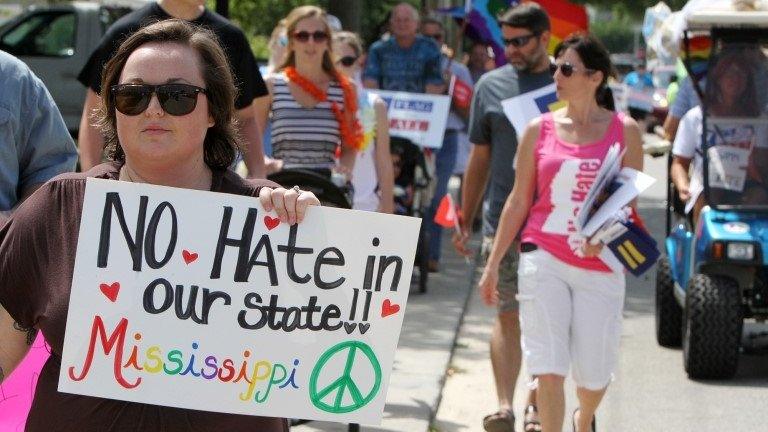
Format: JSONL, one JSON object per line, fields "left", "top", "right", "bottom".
{"left": 270, "top": 73, "right": 344, "bottom": 170}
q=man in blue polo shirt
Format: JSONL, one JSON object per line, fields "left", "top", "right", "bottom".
{"left": 364, "top": 2, "right": 444, "bottom": 94}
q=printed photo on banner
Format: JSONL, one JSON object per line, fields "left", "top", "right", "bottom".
{"left": 370, "top": 90, "right": 451, "bottom": 148}
{"left": 58, "top": 179, "right": 421, "bottom": 425}
{"left": 501, "top": 83, "right": 565, "bottom": 137}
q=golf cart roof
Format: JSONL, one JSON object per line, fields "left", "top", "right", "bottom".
{"left": 687, "top": 10, "right": 768, "bottom": 30}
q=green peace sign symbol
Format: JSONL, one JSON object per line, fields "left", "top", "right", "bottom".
{"left": 309, "top": 341, "right": 382, "bottom": 413}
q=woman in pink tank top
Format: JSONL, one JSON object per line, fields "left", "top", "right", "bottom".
{"left": 478, "top": 34, "right": 644, "bottom": 432}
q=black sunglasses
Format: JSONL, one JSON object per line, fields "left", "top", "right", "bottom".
{"left": 337, "top": 55, "right": 358, "bottom": 67}
{"left": 549, "top": 62, "right": 595, "bottom": 77}
{"left": 425, "top": 33, "right": 443, "bottom": 41}
{"left": 502, "top": 33, "right": 539, "bottom": 48}
{"left": 111, "top": 83, "right": 207, "bottom": 116}
{"left": 292, "top": 30, "right": 329, "bottom": 43}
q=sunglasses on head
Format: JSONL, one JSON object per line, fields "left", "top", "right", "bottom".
{"left": 111, "top": 83, "right": 207, "bottom": 116}
{"left": 502, "top": 33, "right": 539, "bottom": 48}
{"left": 292, "top": 30, "right": 329, "bottom": 43}
{"left": 337, "top": 55, "right": 358, "bottom": 67}
{"left": 549, "top": 62, "right": 596, "bottom": 77}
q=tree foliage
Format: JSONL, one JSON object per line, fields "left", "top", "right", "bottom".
{"left": 206, "top": 0, "right": 419, "bottom": 60}
{"left": 590, "top": 10, "right": 637, "bottom": 54}
{"left": 573, "top": 0, "right": 688, "bottom": 17}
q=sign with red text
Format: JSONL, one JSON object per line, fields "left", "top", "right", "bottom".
{"left": 371, "top": 90, "right": 450, "bottom": 148}
{"left": 58, "top": 178, "right": 420, "bottom": 425}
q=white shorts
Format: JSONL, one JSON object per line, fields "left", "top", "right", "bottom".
{"left": 516, "top": 248, "right": 625, "bottom": 390}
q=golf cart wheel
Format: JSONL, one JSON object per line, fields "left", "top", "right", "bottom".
{"left": 683, "top": 274, "right": 742, "bottom": 379}
{"left": 655, "top": 256, "right": 683, "bottom": 347}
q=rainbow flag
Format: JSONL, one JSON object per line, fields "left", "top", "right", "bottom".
{"left": 439, "top": 0, "right": 588, "bottom": 66}
{"left": 534, "top": 0, "right": 588, "bottom": 53}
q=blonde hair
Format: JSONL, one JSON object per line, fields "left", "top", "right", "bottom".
{"left": 333, "top": 31, "right": 363, "bottom": 58}
{"left": 279, "top": 5, "right": 337, "bottom": 75}
{"left": 267, "top": 19, "right": 287, "bottom": 72}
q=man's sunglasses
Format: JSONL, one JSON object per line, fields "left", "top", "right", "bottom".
{"left": 502, "top": 33, "right": 539, "bottom": 48}
{"left": 549, "top": 62, "right": 595, "bottom": 78}
{"left": 337, "top": 55, "right": 358, "bottom": 67}
{"left": 111, "top": 83, "right": 207, "bottom": 116}
{"left": 292, "top": 31, "right": 329, "bottom": 43}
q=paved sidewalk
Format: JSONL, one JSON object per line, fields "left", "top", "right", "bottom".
{"left": 292, "top": 232, "right": 480, "bottom": 432}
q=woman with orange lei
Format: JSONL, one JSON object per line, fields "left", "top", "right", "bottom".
{"left": 257, "top": 5, "right": 362, "bottom": 181}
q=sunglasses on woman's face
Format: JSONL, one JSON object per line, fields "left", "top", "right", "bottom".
{"left": 549, "top": 62, "right": 595, "bottom": 78}
{"left": 111, "top": 83, "right": 207, "bottom": 116}
{"left": 337, "top": 55, "right": 358, "bottom": 67}
{"left": 292, "top": 30, "right": 329, "bottom": 43}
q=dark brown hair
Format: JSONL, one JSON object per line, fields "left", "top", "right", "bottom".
{"left": 554, "top": 33, "right": 616, "bottom": 111}
{"left": 498, "top": 2, "right": 550, "bottom": 34}
{"left": 94, "top": 19, "right": 242, "bottom": 169}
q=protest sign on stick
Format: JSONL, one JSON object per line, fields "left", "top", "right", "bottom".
{"left": 59, "top": 179, "right": 420, "bottom": 425}
{"left": 371, "top": 90, "right": 450, "bottom": 148}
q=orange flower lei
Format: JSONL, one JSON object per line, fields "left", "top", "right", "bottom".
{"left": 284, "top": 66, "right": 364, "bottom": 150}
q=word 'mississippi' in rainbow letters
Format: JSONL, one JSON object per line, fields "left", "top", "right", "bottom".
{"left": 67, "top": 315, "right": 300, "bottom": 403}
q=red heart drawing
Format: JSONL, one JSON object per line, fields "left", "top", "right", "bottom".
{"left": 264, "top": 216, "right": 280, "bottom": 230}
{"left": 99, "top": 282, "right": 120, "bottom": 302}
{"left": 381, "top": 299, "right": 400, "bottom": 318}
{"left": 182, "top": 250, "right": 198, "bottom": 265}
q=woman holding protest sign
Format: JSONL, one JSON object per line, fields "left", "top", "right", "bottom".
{"left": 333, "top": 30, "right": 394, "bottom": 213}
{"left": 478, "top": 33, "right": 643, "bottom": 432}
{"left": 256, "top": 5, "right": 362, "bottom": 182}
{"left": 0, "top": 20, "right": 318, "bottom": 431}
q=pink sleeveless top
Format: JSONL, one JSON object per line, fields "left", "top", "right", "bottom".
{"left": 521, "top": 112, "right": 626, "bottom": 272}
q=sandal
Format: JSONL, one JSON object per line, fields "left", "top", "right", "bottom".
{"left": 572, "top": 408, "right": 596, "bottom": 432}
{"left": 523, "top": 404, "right": 542, "bottom": 432}
{"left": 483, "top": 408, "right": 515, "bottom": 432}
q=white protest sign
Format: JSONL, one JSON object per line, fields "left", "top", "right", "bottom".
{"left": 370, "top": 90, "right": 450, "bottom": 148}
{"left": 609, "top": 83, "right": 628, "bottom": 113}
{"left": 626, "top": 88, "right": 654, "bottom": 112}
{"left": 501, "top": 83, "right": 562, "bottom": 138}
{"left": 707, "top": 145, "right": 750, "bottom": 192}
{"left": 59, "top": 178, "right": 420, "bottom": 425}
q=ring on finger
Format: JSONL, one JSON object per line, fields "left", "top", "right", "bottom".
{"left": 292, "top": 185, "right": 301, "bottom": 194}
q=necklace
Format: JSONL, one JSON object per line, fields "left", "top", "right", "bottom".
{"left": 284, "top": 66, "right": 363, "bottom": 150}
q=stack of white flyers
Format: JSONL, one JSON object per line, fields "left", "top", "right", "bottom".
{"left": 576, "top": 142, "right": 656, "bottom": 239}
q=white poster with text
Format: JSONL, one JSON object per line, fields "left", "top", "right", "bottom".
{"left": 371, "top": 90, "right": 450, "bottom": 148}
{"left": 59, "top": 178, "right": 420, "bottom": 425}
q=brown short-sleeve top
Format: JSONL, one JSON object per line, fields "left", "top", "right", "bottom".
{"left": 0, "top": 162, "right": 288, "bottom": 432}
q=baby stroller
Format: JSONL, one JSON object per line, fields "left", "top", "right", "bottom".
{"left": 390, "top": 136, "right": 433, "bottom": 293}
{"left": 267, "top": 169, "right": 351, "bottom": 209}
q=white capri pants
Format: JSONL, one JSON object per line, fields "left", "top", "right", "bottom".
{"left": 516, "top": 248, "right": 625, "bottom": 390}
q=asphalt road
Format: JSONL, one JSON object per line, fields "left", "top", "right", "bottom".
{"left": 434, "top": 145, "right": 768, "bottom": 432}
